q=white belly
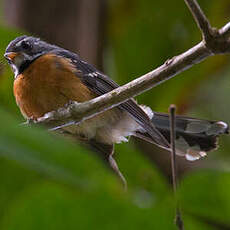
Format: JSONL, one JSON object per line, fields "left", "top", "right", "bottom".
{"left": 62, "top": 108, "right": 147, "bottom": 144}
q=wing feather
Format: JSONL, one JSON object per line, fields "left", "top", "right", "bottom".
{"left": 52, "top": 49, "right": 169, "bottom": 148}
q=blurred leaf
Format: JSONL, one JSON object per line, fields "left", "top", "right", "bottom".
{"left": 0, "top": 108, "right": 180, "bottom": 229}
{"left": 0, "top": 158, "right": 40, "bottom": 223}
{"left": 0, "top": 182, "right": 177, "bottom": 230}
{"left": 116, "top": 142, "right": 169, "bottom": 199}
{"left": 183, "top": 215, "right": 219, "bottom": 230}
{"left": 180, "top": 170, "right": 230, "bottom": 226}
{"left": 0, "top": 108, "right": 118, "bottom": 190}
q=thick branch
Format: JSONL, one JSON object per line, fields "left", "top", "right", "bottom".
{"left": 33, "top": 3, "right": 230, "bottom": 129}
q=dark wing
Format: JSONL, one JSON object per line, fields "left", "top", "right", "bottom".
{"left": 53, "top": 49, "right": 169, "bottom": 148}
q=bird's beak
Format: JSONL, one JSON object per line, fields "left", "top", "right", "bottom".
{"left": 4, "top": 52, "right": 19, "bottom": 62}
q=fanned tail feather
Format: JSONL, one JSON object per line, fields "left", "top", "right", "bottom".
{"left": 135, "top": 112, "right": 229, "bottom": 161}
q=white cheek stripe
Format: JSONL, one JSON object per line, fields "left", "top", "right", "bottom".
{"left": 11, "top": 63, "right": 19, "bottom": 78}
{"left": 11, "top": 53, "right": 33, "bottom": 78}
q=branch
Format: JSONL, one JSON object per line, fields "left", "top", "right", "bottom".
{"left": 31, "top": 1, "right": 230, "bottom": 129}
{"left": 219, "top": 22, "right": 230, "bottom": 40}
{"left": 184, "top": 0, "right": 213, "bottom": 41}
{"left": 184, "top": 0, "right": 230, "bottom": 53}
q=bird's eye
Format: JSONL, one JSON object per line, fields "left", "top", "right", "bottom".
{"left": 21, "top": 40, "right": 32, "bottom": 50}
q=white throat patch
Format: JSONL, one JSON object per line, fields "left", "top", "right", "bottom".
{"left": 11, "top": 53, "right": 32, "bottom": 78}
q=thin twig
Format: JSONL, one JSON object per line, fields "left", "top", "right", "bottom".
{"left": 219, "top": 22, "right": 230, "bottom": 39}
{"left": 169, "top": 105, "right": 184, "bottom": 230}
{"left": 169, "top": 105, "right": 177, "bottom": 193}
{"left": 184, "top": 0, "right": 213, "bottom": 41}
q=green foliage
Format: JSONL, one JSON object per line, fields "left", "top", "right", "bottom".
{"left": 0, "top": 109, "right": 177, "bottom": 230}
{"left": 2, "top": 108, "right": 229, "bottom": 229}
{"left": 181, "top": 170, "right": 230, "bottom": 225}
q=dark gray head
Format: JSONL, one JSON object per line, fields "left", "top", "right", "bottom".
{"left": 4, "top": 35, "right": 58, "bottom": 77}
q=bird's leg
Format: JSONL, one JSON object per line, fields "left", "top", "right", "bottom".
{"left": 108, "top": 149, "right": 127, "bottom": 190}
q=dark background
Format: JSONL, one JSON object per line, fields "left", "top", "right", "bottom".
{"left": 0, "top": 0, "right": 230, "bottom": 229}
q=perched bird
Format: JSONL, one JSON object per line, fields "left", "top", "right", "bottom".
{"left": 4, "top": 35, "right": 229, "bottom": 183}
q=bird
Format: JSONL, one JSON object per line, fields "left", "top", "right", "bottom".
{"left": 4, "top": 35, "right": 229, "bottom": 185}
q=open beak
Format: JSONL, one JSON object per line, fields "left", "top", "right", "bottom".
{"left": 4, "top": 52, "right": 19, "bottom": 62}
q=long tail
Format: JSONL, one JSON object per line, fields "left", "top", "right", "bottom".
{"left": 134, "top": 112, "right": 229, "bottom": 161}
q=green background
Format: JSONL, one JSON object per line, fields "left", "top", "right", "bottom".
{"left": 0, "top": 0, "right": 230, "bottom": 229}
